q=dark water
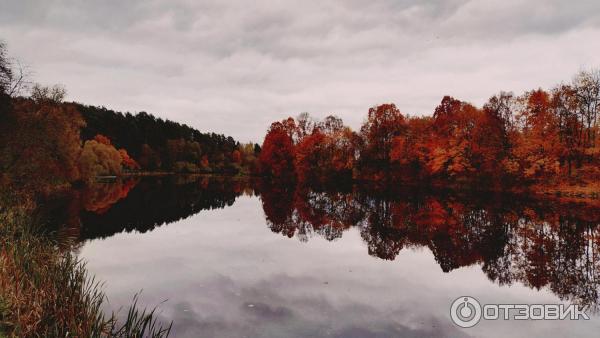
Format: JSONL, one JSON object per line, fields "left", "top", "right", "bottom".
{"left": 51, "top": 176, "right": 600, "bottom": 337}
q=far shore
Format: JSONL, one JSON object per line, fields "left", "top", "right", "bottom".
{"left": 100, "top": 171, "right": 600, "bottom": 204}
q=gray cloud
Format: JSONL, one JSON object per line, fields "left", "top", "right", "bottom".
{"left": 148, "top": 274, "right": 469, "bottom": 338}
{"left": 1, "top": 0, "right": 600, "bottom": 142}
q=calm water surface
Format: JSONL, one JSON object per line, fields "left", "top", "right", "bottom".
{"left": 55, "top": 176, "right": 600, "bottom": 337}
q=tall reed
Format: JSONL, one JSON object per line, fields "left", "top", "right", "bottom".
{"left": 0, "top": 192, "right": 171, "bottom": 337}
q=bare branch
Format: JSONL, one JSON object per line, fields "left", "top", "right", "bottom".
{"left": 0, "top": 40, "right": 31, "bottom": 97}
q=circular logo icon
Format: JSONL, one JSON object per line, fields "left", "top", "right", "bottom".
{"left": 450, "top": 296, "right": 482, "bottom": 328}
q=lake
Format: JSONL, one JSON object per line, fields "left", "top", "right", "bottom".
{"left": 50, "top": 176, "right": 600, "bottom": 337}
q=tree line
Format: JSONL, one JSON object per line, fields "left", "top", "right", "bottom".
{"left": 0, "top": 42, "right": 260, "bottom": 195}
{"left": 2, "top": 39, "right": 600, "bottom": 194}
{"left": 77, "top": 104, "right": 261, "bottom": 174}
{"left": 259, "top": 71, "right": 600, "bottom": 191}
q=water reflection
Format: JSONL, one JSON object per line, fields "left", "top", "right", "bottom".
{"left": 260, "top": 185, "right": 600, "bottom": 310}
{"left": 40, "top": 176, "right": 254, "bottom": 241}
{"left": 78, "top": 176, "right": 254, "bottom": 240}
{"left": 49, "top": 176, "right": 600, "bottom": 324}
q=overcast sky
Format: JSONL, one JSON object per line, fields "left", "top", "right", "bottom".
{"left": 1, "top": 0, "right": 600, "bottom": 142}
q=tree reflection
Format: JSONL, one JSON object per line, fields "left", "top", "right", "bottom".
{"left": 43, "top": 176, "right": 600, "bottom": 310}
{"left": 81, "top": 179, "right": 140, "bottom": 214}
{"left": 78, "top": 176, "right": 255, "bottom": 240}
{"left": 41, "top": 176, "right": 254, "bottom": 242}
{"left": 261, "top": 183, "right": 600, "bottom": 309}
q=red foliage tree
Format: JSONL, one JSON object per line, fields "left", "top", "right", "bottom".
{"left": 94, "top": 134, "right": 112, "bottom": 145}
{"left": 259, "top": 121, "right": 296, "bottom": 180}
{"left": 390, "top": 116, "right": 432, "bottom": 180}
{"left": 118, "top": 148, "right": 140, "bottom": 170}
{"left": 360, "top": 103, "right": 407, "bottom": 166}
{"left": 232, "top": 150, "right": 242, "bottom": 164}
{"left": 294, "top": 130, "right": 326, "bottom": 182}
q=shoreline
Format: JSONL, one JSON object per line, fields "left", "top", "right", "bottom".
{"left": 112, "top": 171, "right": 600, "bottom": 204}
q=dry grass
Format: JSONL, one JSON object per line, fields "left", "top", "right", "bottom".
{"left": 0, "top": 192, "right": 171, "bottom": 337}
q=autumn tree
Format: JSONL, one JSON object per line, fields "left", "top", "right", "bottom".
{"left": 232, "top": 150, "right": 242, "bottom": 164}
{"left": 79, "top": 138, "right": 123, "bottom": 181}
{"left": 390, "top": 116, "right": 432, "bottom": 180}
{"left": 291, "top": 114, "right": 357, "bottom": 183}
{"left": 90, "top": 134, "right": 140, "bottom": 171}
{"left": 119, "top": 148, "right": 140, "bottom": 170}
{"left": 237, "top": 143, "right": 260, "bottom": 174}
{"left": 259, "top": 121, "right": 296, "bottom": 180}
{"left": 295, "top": 130, "right": 327, "bottom": 182}
{"left": 360, "top": 104, "right": 407, "bottom": 166}
{"left": 327, "top": 126, "right": 359, "bottom": 176}
{"left": 0, "top": 88, "right": 84, "bottom": 193}
{"left": 318, "top": 116, "right": 358, "bottom": 178}
{"left": 512, "top": 89, "right": 562, "bottom": 181}
{"left": 94, "top": 134, "right": 112, "bottom": 145}
{"left": 427, "top": 96, "right": 479, "bottom": 181}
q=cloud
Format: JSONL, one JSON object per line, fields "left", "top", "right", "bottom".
{"left": 1, "top": 0, "right": 599, "bottom": 142}
{"left": 148, "top": 274, "right": 470, "bottom": 338}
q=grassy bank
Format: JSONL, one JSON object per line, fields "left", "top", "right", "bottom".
{"left": 0, "top": 193, "right": 171, "bottom": 337}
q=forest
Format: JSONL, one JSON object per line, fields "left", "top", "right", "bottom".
{"left": 258, "top": 71, "right": 600, "bottom": 195}
{"left": 0, "top": 44, "right": 261, "bottom": 197}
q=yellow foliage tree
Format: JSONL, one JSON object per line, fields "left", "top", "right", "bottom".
{"left": 79, "top": 140, "right": 123, "bottom": 182}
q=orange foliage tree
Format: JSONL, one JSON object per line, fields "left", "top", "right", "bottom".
{"left": 512, "top": 89, "right": 563, "bottom": 181}
{"left": 0, "top": 93, "right": 84, "bottom": 193}
{"left": 295, "top": 115, "right": 357, "bottom": 182}
{"left": 426, "top": 96, "right": 479, "bottom": 181}
{"left": 259, "top": 69, "right": 599, "bottom": 189}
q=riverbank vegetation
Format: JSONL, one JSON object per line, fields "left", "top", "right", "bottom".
{"left": 259, "top": 71, "right": 600, "bottom": 196}
{"left": 1, "top": 41, "right": 174, "bottom": 337}
{"left": 1, "top": 92, "right": 260, "bottom": 189}
{"left": 0, "top": 191, "right": 172, "bottom": 337}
